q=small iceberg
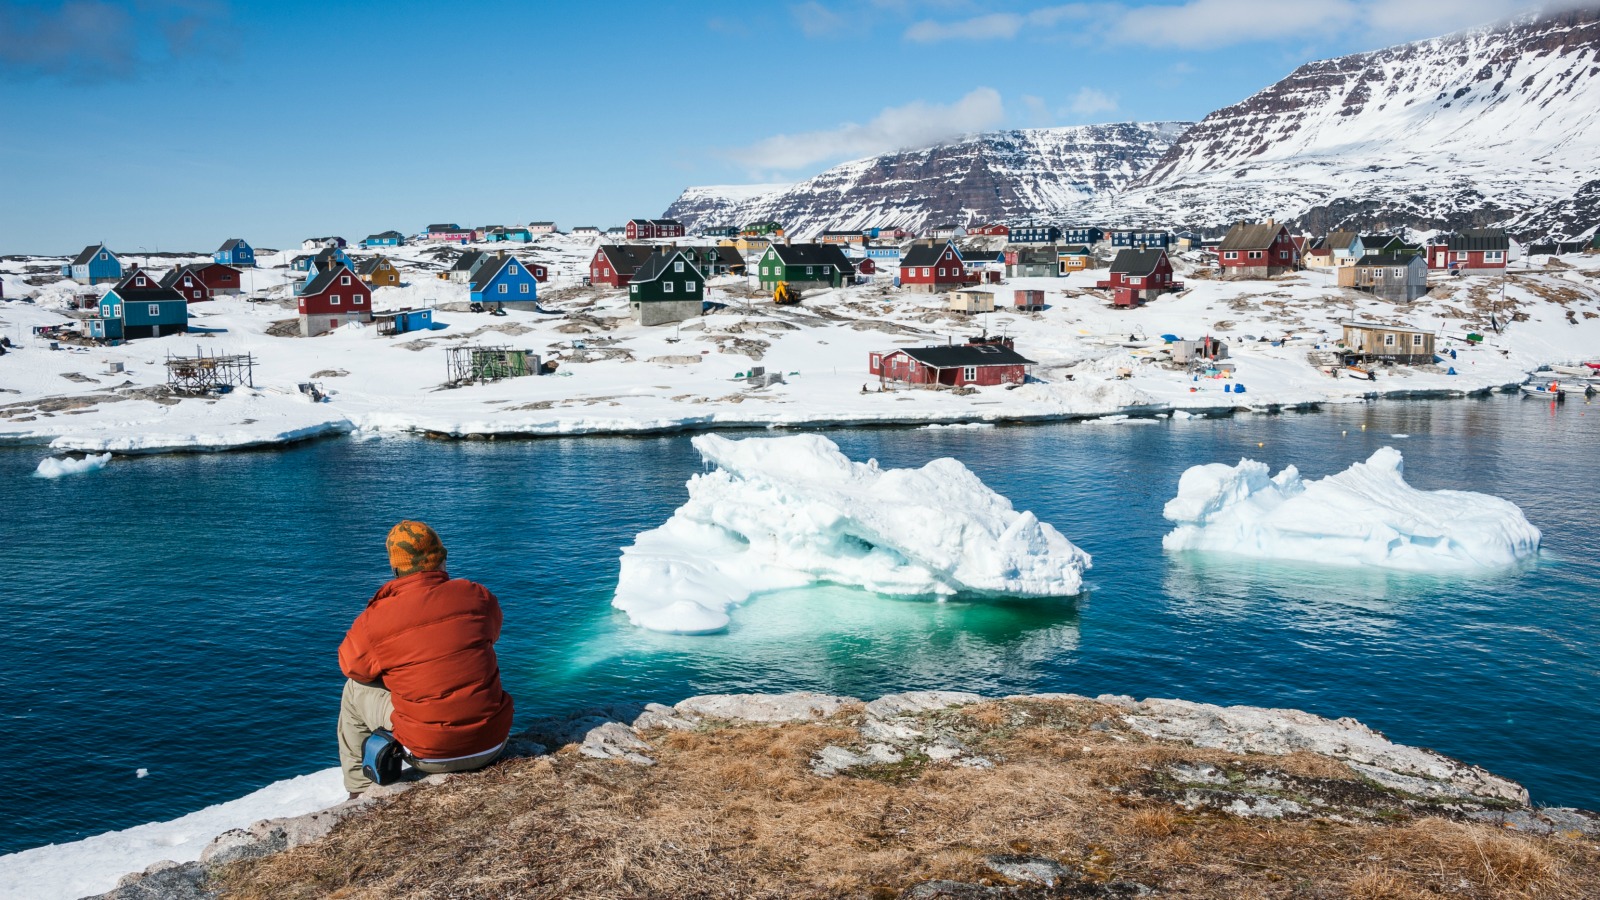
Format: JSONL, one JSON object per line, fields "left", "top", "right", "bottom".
{"left": 34, "top": 453, "right": 112, "bottom": 479}
{"left": 613, "top": 434, "right": 1092, "bottom": 634}
{"left": 1161, "top": 447, "right": 1540, "bottom": 571}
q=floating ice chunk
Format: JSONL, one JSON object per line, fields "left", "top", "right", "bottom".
{"left": 34, "top": 453, "right": 112, "bottom": 479}
{"left": 613, "top": 434, "right": 1091, "bottom": 633}
{"left": 1162, "top": 447, "right": 1540, "bottom": 571}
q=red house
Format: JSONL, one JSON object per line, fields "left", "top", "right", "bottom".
{"left": 624, "top": 218, "right": 686, "bottom": 240}
{"left": 158, "top": 266, "right": 212, "bottom": 302}
{"left": 297, "top": 263, "right": 373, "bottom": 336}
{"left": 1096, "top": 249, "right": 1182, "bottom": 307}
{"left": 1427, "top": 229, "right": 1509, "bottom": 271}
{"left": 971, "top": 223, "right": 1010, "bottom": 237}
{"left": 589, "top": 245, "right": 653, "bottom": 287}
{"left": 1217, "top": 221, "right": 1297, "bottom": 278}
{"left": 869, "top": 340, "right": 1034, "bottom": 387}
{"left": 899, "top": 241, "right": 978, "bottom": 293}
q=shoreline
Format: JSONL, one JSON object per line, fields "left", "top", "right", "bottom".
{"left": 5, "top": 382, "right": 1524, "bottom": 457}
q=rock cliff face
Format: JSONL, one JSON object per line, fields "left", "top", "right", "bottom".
{"left": 663, "top": 123, "right": 1191, "bottom": 238}
{"left": 669, "top": 8, "right": 1600, "bottom": 238}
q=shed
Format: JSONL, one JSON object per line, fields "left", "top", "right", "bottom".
{"left": 949, "top": 287, "right": 996, "bottom": 313}
{"left": 1013, "top": 289, "right": 1045, "bottom": 310}
{"left": 869, "top": 342, "right": 1034, "bottom": 388}
{"left": 1340, "top": 320, "right": 1435, "bottom": 364}
{"left": 374, "top": 308, "right": 434, "bottom": 336}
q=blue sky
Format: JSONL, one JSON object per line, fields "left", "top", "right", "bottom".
{"left": 0, "top": 0, "right": 1544, "bottom": 253}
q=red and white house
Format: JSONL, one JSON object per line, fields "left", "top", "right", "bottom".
{"left": 1427, "top": 229, "right": 1510, "bottom": 271}
{"left": 869, "top": 340, "right": 1034, "bottom": 387}
{"left": 1096, "top": 249, "right": 1182, "bottom": 307}
{"left": 589, "top": 245, "right": 652, "bottom": 287}
{"left": 297, "top": 263, "right": 373, "bottom": 336}
{"left": 970, "top": 223, "right": 1010, "bottom": 237}
{"left": 898, "top": 241, "right": 978, "bottom": 293}
{"left": 624, "top": 218, "right": 686, "bottom": 240}
{"left": 1216, "top": 222, "right": 1297, "bottom": 278}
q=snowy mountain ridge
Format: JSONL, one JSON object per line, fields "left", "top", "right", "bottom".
{"left": 667, "top": 7, "right": 1600, "bottom": 237}
{"left": 664, "top": 122, "right": 1191, "bottom": 237}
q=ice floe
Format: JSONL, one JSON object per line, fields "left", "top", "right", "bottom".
{"left": 613, "top": 433, "right": 1091, "bottom": 633}
{"left": 1161, "top": 447, "right": 1540, "bottom": 571}
{"left": 34, "top": 452, "right": 111, "bottom": 478}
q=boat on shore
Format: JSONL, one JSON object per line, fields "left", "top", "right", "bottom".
{"left": 1520, "top": 382, "right": 1566, "bottom": 400}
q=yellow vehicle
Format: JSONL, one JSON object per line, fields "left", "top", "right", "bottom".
{"left": 773, "top": 281, "right": 803, "bottom": 305}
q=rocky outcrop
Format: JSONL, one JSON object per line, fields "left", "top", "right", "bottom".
{"left": 92, "top": 690, "right": 1599, "bottom": 899}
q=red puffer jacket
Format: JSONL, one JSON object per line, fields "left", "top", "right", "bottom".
{"left": 339, "top": 570, "right": 514, "bottom": 759}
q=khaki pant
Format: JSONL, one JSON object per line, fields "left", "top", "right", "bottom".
{"left": 337, "top": 679, "right": 505, "bottom": 794}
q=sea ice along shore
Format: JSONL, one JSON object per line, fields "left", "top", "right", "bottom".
{"left": 612, "top": 434, "right": 1092, "bottom": 633}
{"left": 1161, "top": 447, "right": 1542, "bottom": 570}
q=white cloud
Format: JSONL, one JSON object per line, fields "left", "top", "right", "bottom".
{"left": 1021, "top": 93, "right": 1054, "bottom": 125}
{"left": 905, "top": 12, "right": 1024, "bottom": 42}
{"left": 1067, "top": 86, "right": 1118, "bottom": 117}
{"left": 727, "top": 88, "right": 1007, "bottom": 172}
{"left": 1359, "top": 1, "right": 1538, "bottom": 41}
{"left": 791, "top": 1, "right": 850, "bottom": 38}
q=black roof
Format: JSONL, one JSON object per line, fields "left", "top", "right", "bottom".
{"left": 158, "top": 264, "right": 210, "bottom": 289}
{"left": 366, "top": 230, "right": 403, "bottom": 240}
{"left": 770, "top": 243, "right": 855, "bottom": 272}
{"left": 896, "top": 344, "right": 1035, "bottom": 368}
{"left": 216, "top": 238, "right": 248, "bottom": 252}
{"left": 70, "top": 244, "right": 107, "bottom": 266}
{"left": 1446, "top": 229, "right": 1510, "bottom": 251}
{"left": 355, "top": 257, "right": 391, "bottom": 276}
{"left": 1353, "top": 254, "right": 1421, "bottom": 267}
{"left": 901, "top": 242, "right": 956, "bottom": 268}
{"left": 597, "top": 244, "right": 654, "bottom": 273}
{"left": 109, "top": 270, "right": 183, "bottom": 302}
{"left": 450, "top": 250, "right": 485, "bottom": 272}
{"left": 302, "top": 264, "right": 359, "bottom": 296}
{"left": 1109, "top": 248, "right": 1167, "bottom": 276}
{"left": 427, "top": 223, "right": 462, "bottom": 232}
{"left": 632, "top": 249, "right": 703, "bottom": 284}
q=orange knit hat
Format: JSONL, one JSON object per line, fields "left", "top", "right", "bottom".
{"left": 387, "top": 520, "right": 447, "bottom": 576}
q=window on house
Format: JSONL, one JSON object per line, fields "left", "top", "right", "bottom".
{"left": 1457, "top": 251, "right": 1468, "bottom": 260}
{"left": 499, "top": 284, "right": 508, "bottom": 294}
{"left": 923, "top": 267, "right": 930, "bottom": 276}
{"left": 1392, "top": 268, "right": 1404, "bottom": 277}
{"left": 355, "top": 296, "right": 364, "bottom": 305}
{"left": 1412, "top": 334, "right": 1424, "bottom": 346}
{"left": 136, "top": 277, "right": 146, "bottom": 286}
{"left": 520, "top": 284, "right": 529, "bottom": 293}
{"left": 1384, "top": 334, "right": 1395, "bottom": 346}
{"left": 330, "top": 295, "right": 340, "bottom": 305}
{"left": 664, "top": 282, "right": 674, "bottom": 293}
{"left": 193, "top": 291, "right": 201, "bottom": 299}
{"left": 1279, "top": 251, "right": 1288, "bottom": 259}
{"left": 148, "top": 304, "right": 160, "bottom": 316}
{"left": 938, "top": 268, "right": 946, "bottom": 276}
{"left": 341, "top": 276, "right": 351, "bottom": 285}
{"left": 674, "top": 262, "right": 684, "bottom": 272}
{"left": 100, "top": 252, "right": 107, "bottom": 260}
{"left": 1486, "top": 251, "right": 1504, "bottom": 261}
{"left": 509, "top": 264, "right": 518, "bottom": 274}
{"left": 1249, "top": 251, "right": 1263, "bottom": 259}
{"left": 1224, "top": 251, "right": 1238, "bottom": 260}
{"left": 962, "top": 366, "right": 978, "bottom": 382}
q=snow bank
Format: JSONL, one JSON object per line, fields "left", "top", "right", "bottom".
{"left": 0, "top": 767, "right": 344, "bottom": 900}
{"left": 1162, "top": 447, "right": 1540, "bottom": 571}
{"left": 613, "top": 434, "right": 1091, "bottom": 633}
{"left": 33, "top": 452, "right": 111, "bottom": 478}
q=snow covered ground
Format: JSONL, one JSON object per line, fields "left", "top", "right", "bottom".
{"left": 4, "top": 235, "right": 1600, "bottom": 457}
{"left": 1162, "top": 447, "right": 1543, "bottom": 571}
{"left": 0, "top": 767, "right": 343, "bottom": 900}
{"left": 613, "top": 433, "right": 1092, "bottom": 633}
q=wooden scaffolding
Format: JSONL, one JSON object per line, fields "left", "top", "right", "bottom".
{"left": 165, "top": 348, "right": 256, "bottom": 395}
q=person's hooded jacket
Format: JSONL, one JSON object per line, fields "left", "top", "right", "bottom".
{"left": 338, "top": 570, "right": 514, "bottom": 759}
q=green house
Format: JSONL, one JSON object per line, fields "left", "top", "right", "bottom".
{"left": 628, "top": 249, "right": 705, "bottom": 326}
{"left": 756, "top": 243, "right": 855, "bottom": 289}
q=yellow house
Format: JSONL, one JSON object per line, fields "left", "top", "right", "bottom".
{"left": 356, "top": 255, "right": 401, "bottom": 287}
{"left": 721, "top": 236, "right": 771, "bottom": 255}
{"left": 1058, "top": 245, "right": 1094, "bottom": 273}
{"left": 949, "top": 287, "right": 996, "bottom": 313}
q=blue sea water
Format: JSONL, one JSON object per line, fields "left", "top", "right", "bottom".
{"left": 1, "top": 396, "right": 1597, "bottom": 855}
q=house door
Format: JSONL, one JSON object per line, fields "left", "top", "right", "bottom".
{"left": 1434, "top": 250, "right": 1446, "bottom": 267}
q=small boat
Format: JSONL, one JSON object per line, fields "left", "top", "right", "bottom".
{"left": 1520, "top": 383, "right": 1565, "bottom": 400}
{"left": 1345, "top": 366, "right": 1375, "bottom": 381}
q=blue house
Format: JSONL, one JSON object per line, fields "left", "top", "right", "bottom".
{"left": 1062, "top": 226, "right": 1104, "bottom": 245}
{"left": 62, "top": 244, "right": 123, "bottom": 285}
{"left": 214, "top": 238, "right": 255, "bottom": 267}
{"left": 1009, "top": 225, "right": 1061, "bottom": 244}
{"left": 864, "top": 244, "right": 902, "bottom": 263}
{"left": 1110, "top": 229, "right": 1172, "bottom": 250}
{"left": 468, "top": 255, "right": 540, "bottom": 307}
{"left": 291, "top": 246, "right": 351, "bottom": 273}
{"left": 87, "top": 270, "right": 189, "bottom": 342}
{"left": 484, "top": 226, "right": 532, "bottom": 243}
{"left": 374, "top": 308, "right": 434, "bottom": 335}
{"left": 362, "top": 231, "right": 405, "bottom": 248}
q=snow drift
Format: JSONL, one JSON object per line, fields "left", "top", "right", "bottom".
{"left": 33, "top": 453, "right": 111, "bottom": 479}
{"left": 613, "top": 434, "right": 1091, "bottom": 634}
{"left": 1161, "top": 448, "right": 1540, "bottom": 571}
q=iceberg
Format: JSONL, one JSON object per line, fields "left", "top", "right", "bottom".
{"left": 1161, "top": 447, "right": 1540, "bottom": 571}
{"left": 34, "top": 452, "right": 112, "bottom": 479}
{"left": 613, "top": 434, "right": 1091, "bottom": 634}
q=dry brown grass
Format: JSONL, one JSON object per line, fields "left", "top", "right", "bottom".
{"left": 213, "top": 701, "right": 1600, "bottom": 899}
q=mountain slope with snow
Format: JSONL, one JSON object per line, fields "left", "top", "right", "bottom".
{"left": 1108, "top": 8, "right": 1600, "bottom": 233}
{"left": 664, "top": 123, "right": 1190, "bottom": 237}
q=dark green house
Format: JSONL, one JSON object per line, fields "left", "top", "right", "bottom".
{"left": 756, "top": 243, "right": 855, "bottom": 289}
{"left": 628, "top": 249, "right": 705, "bottom": 326}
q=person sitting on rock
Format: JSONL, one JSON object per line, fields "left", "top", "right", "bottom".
{"left": 337, "top": 520, "right": 514, "bottom": 797}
